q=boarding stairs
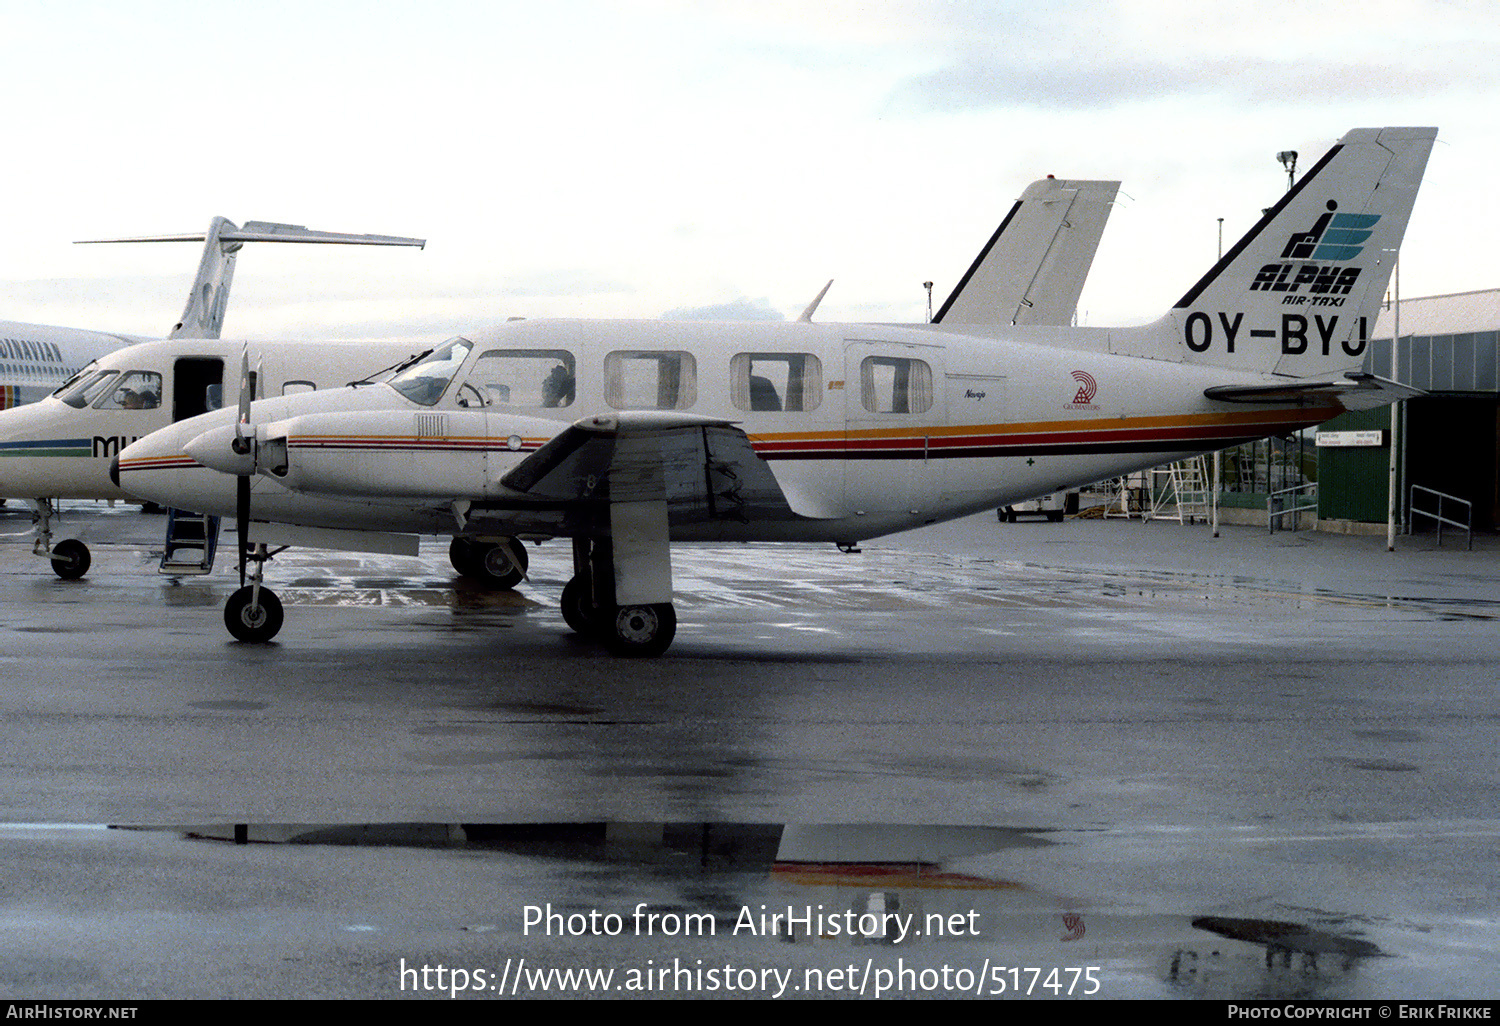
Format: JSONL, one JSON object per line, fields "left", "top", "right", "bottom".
{"left": 158, "top": 508, "right": 221, "bottom": 575}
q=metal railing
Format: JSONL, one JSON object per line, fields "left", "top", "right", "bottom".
{"left": 1267, "top": 482, "right": 1318, "bottom": 534}
{"left": 1409, "top": 484, "right": 1473, "bottom": 549}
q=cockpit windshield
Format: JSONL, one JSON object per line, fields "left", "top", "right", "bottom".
{"left": 56, "top": 369, "right": 120, "bottom": 409}
{"left": 387, "top": 337, "right": 473, "bottom": 406}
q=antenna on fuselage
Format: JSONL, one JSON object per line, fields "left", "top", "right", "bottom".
{"left": 797, "top": 280, "right": 834, "bottom": 323}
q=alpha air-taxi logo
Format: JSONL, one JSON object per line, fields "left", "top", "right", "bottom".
{"left": 1249, "top": 200, "right": 1379, "bottom": 306}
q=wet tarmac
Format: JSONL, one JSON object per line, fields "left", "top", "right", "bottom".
{"left": 2, "top": 503, "right": 1497, "bottom": 999}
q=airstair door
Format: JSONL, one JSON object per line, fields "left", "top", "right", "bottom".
{"left": 843, "top": 339, "right": 947, "bottom": 520}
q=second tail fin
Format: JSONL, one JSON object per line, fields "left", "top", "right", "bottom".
{"left": 77, "top": 219, "right": 426, "bottom": 340}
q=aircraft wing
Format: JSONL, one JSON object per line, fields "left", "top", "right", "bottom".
{"left": 495, "top": 412, "right": 839, "bottom": 527}
{"left": 1203, "top": 372, "right": 1423, "bottom": 412}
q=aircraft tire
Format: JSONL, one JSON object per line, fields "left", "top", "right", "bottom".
{"left": 560, "top": 577, "right": 595, "bottom": 635}
{"left": 450, "top": 537, "right": 527, "bottom": 590}
{"left": 224, "top": 586, "right": 284, "bottom": 643}
{"left": 51, "top": 539, "right": 91, "bottom": 580}
{"left": 449, "top": 537, "right": 480, "bottom": 576}
{"left": 605, "top": 603, "right": 676, "bottom": 657}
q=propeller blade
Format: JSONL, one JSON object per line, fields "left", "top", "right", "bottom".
{"left": 237, "top": 474, "right": 250, "bottom": 587}
{"left": 232, "top": 349, "right": 254, "bottom": 456}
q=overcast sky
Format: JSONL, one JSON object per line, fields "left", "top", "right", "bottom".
{"left": 2, "top": 0, "right": 1495, "bottom": 341}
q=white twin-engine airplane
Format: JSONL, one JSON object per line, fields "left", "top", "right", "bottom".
{"left": 1, "top": 217, "right": 426, "bottom": 407}
{"left": 0, "top": 217, "right": 424, "bottom": 575}
{"left": 113, "top": 127, "right": 1434, "bottom": 657}
{"left": 1, "top": 176, "right": 1116, "bottom": 579}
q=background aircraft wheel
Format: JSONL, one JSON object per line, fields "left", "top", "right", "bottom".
{"left": 478, "top": 539, "right": 527, "bottom": 589}
{"left": 224, "top": 586, "right": 284, "bottom": 643}
{"left": 560, "top": 577, "right": 595, "bottom": 634}
{"left": 50, "top": 539, "right": 91, "bottom": 580}
{"left": 450, "top": 537, "right": 527, "bottom": 589}
{"left": 449, "top": 537, "right": 479, "bottom": 576}
{"left": 606, "top": 603, "right": 676, "bottom": 657}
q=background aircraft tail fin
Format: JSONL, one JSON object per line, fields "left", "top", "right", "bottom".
{"left": 935, "top": 177, "right": 1119, "bottom": 327}
{"left": 77, "top": 219, "right": 425, "bottom": 340}
{"left": 1116, "top": 127, "right": 1435, "bottom": 378}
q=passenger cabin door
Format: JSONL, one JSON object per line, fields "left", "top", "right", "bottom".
{"left": 171, "top": 357, "right": 225, "bottom": 423}
{"left": 843, "top": 339, "right": 947, "bottom": 518}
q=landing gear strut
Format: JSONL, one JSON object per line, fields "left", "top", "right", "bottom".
{"left": 562, "top": 538, "right": 677, "bottom": 656}
{"left": 30, "top": 499, "right": 91, "bottom": 580}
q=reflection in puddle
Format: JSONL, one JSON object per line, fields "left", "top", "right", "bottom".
{"left": 118, "top": 821, "right": 1408, "bottom": 1000}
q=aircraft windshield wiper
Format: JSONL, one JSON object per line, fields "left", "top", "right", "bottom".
{"left": 347, "top": 348, "right": 432, "bottom": 387}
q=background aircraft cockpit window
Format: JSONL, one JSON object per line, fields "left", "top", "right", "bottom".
{"left": 605, "top": 351, "right": 697, "bottom": 410}
{"left": 58, "top": 369, "right": 120, "bottom": 409}
{"left": 860, "top": 356, "right": 933, "bottom": 414}
{"left": 461, "top": 349, "right": 576, "bottom": 408}
{"left": 389, "top": 336, "right": 473, "bottom": 406}
{"left": 95, "top": 371, "right": 163, "bottom": 410}
{"left": 730, "top": 353, "right": 822, "bottom": 412}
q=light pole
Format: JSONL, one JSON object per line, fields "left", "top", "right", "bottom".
{"left": 1277, "top": 150, "right": 1298, "bottom": 191}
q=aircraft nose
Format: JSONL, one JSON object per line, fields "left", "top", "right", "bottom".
{"left": 109, "top": 456, "right": 120, "bottom": 488}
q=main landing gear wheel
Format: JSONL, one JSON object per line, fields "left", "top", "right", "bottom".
{"left": 449, "top": 537, "right": 528, "bottom": 590}
{"left": 560, "top": 576, "right": 596, "bottom": 635}
{"left": 50, "top": 539, "right": 91, "bottom": 580}
{"left": 605, "top": 603, "right": 676, "bottom": 658}
{"left": 224, "top": 585, "right": 284, "bottom": 643}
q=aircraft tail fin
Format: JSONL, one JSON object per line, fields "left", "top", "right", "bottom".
{"left": 935, "top": 177, "right": 1119, "bottom": 326}
{"left": 76, "top": 219, "right": 425, "bottom": 340}
{"left": 1117, "top": 127, "right": 1435, "bottom": 378}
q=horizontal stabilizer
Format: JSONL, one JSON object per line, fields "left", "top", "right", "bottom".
{"left": 74, "top": 216, "right": 425, "bottom": 340}
{"left": 1204, "top": 372, "right": 1423, "bottom": 411}
{"left": 77, "top": 223, "right": 425, "bottom": 248}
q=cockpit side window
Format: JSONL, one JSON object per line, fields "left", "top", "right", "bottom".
{"left": 388, "top": 337, "right": 473, "bottom": 406}
{"left": 459, "top": 349, "right": 576, "bottom": 408}
{"left": 94, "top": 371, "right": 163, "bottom": 410}
{"left": 57, "top": 369, "right": 119, "bottom": 409}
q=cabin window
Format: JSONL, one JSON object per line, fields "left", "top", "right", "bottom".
{"left": 605, "top": 351, "right": 696, "bottom": 410}
{"left": 95, "top": 371, "right": 163, "bottom": 410}
{"left": 460, "top": 349, "right": 576, "bottom": 408}
{"left": 57, "top": 369, "right": 119, "bottom": 409}
{"left": 389, "top": 336, "right": 473, "bottom": 406}
{"left": 860, "top": 356, "right": 933, "bottom": 414}
{"left": 730, "top": 353, "right": 822, "bottom": 412}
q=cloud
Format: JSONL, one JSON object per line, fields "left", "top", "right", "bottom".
{"left": 888, "top": 53, "right": 1462, "bottom": 113}
{"left": 660, "top": 297, "right": 786, "bottom": 321}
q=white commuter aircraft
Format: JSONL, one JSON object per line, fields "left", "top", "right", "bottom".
{"left": 1, "top": 217, "right": 425, "bottom": 407}
{"left": 113, "top": 127, "right": 1433, "bottom": 657}
{"left": 1, "top": 177, "right": 1116, "bottom": 582}
{"left": 0, "top": 219, "right": 426, "bottom": 575}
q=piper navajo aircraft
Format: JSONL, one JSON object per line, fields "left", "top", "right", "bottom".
{"left": 0, "top": 219, "right": 426, "bottom": 575}
{"left": 2, "top": 177, "right": 1116, "bottom": 580}
{"left": 115, "top": 127, "right": 1435, "bottom": 656}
